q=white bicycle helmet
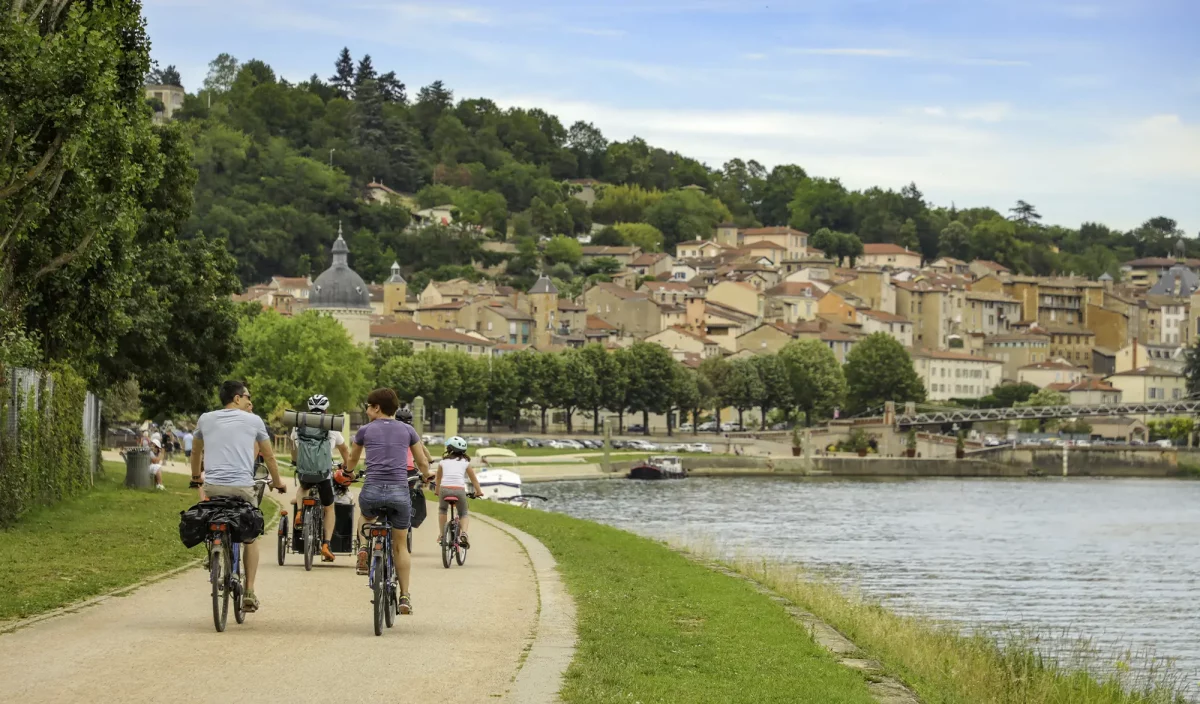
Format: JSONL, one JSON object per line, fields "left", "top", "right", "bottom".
{"left": 446, "top": 436, "right": 468, "bottom": 453}
{"left": 306, "top": 394, "right": 330, "bottom": 412}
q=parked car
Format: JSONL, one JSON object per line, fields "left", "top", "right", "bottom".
{"left": 580, "top": 439, "right": 602, "bottom": 449}
{"left": 663, "top": 443, "right": 688, "bottom": 452}
{"left": 1154, "top": 439, "right": 1173, "bottom": 448}
{"left": 769, "top": 422, "right": 792, "bottom": 431}
{"left": 686, "top": 443, "right": 712, "bottom": 453}
{"left": 627, "top": 440, "right": 660, "bottom": 451}
{"left": 678, "top": 422, "right": 693, "bottom": 432}
{"left": 466, "top": 436, "right": 490, "bottom": 447}
{"left": 425, "top": 435, "right": 445, "bottom": 446}
{"left": 1073, "top": 440, "right": 1091, "bottom": 448}
{"left": 609, "top": 439, "right": 629, "bottom": 449}
{"left": 1129, "top": 438, "right": 1146, "bottom": 446}
{"left": 720, "top": 422, "right": 745, "bottom": 432}
{"left": 522, "top": 438, "right": 543, "bottom": 447}
{"left": 627, "top": 424, "right": 646, "bottom": 433}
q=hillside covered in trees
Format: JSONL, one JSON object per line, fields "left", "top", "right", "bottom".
{"left": 170, "top": 50, "right": 1193, "bottom": 291}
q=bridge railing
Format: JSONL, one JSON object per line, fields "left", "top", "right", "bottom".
{"left": 896, "top": 400, "right": 1200, "bottom": 427}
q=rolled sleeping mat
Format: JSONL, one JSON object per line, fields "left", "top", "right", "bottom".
{"left": 281, "top": 409, "right": 344, "bottom": 432}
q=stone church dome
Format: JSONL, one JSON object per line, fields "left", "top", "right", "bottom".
{"left": 310, "top": 225, "right": 371, "bottom": 310}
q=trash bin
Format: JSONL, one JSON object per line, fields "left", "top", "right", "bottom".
{"left": 123, "top": 448, "right": 153, "bottom": 489}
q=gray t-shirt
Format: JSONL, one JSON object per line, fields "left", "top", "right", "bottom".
{"left": 195, "top": 408, "right": 269, "bottom": 486}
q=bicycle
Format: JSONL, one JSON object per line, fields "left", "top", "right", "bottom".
{"left": 279, "top": 465, "right": 355, "bottom": 568}
{"left": 439, "top": 491, "right": 478, "bottom": 569}
{"left": 200, "top": 475, "right": 272, "bottom": 633}
{"left": 360, "top": 507, "right": 405, "bottom": 636}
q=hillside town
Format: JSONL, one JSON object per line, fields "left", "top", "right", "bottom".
{"left": 235, "top": 214, "right": 1197, "bottom": 421}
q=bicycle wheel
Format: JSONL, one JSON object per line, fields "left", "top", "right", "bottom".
{"left": 384, "top": 563, "right": 396, "bottom": 630}
{"left": 372, "top": 555, "right": 385, "bottom": 636}
{"left": 277, "top": 514, "right": 289, "bottom": 566}
{"left": 211, "top": 545, "right": 228, "bottom": 633}
{"left": 303, "top": 509, "right": 316, "bottom": 571}
{"left": 455, "top": 527, "right": 467, "bottom": 566}
{"left": 233, "top": 546, "right": 246, "bottom": 625}
{"left": 441, "top": 522, "right": 454, "bottom": 568}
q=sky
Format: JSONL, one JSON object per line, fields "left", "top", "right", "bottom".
{"left": 144, "top": 0, "right": 1200, "bottom": 234}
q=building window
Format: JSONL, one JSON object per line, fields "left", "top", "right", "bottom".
{"left": 1173, "top": 388, "right": 1182, "bottom": 400}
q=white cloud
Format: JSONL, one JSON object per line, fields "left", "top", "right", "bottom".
{"left": 789, "top": 48, "right": 913, "bottom": 58}
{"left": 954, "top": 102, "right": 1012, "bottom": 122}
{"left": 785, "top": 46, "right": 1030, "bottom": 67}
{"left": 741, "top": 52, "right": 768, "bottom": 61}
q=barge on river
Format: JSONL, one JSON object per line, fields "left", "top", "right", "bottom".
{"left": 627, "top": 455, "right": 687, "bottom": 480}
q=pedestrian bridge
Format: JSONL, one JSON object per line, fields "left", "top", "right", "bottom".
{"left": 895, "top": 399, "right": 1200, "bottom": 427}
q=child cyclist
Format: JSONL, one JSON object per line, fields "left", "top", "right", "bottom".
{"left": 435, "top": 436, "right": 485, "bottom": 548}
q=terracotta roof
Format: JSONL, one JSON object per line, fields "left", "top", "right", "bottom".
{"left": 892, "top": 280, "right": 949, "bottom": 293}
{"left": 590, "top": 282, "right": 650, "bottom": 301}
{"left": 1048, "top": 379, "right": 1118, "bottom": 393}
{"left": 366, "top": 181, "right": 401, "bottom": 195}
{"left": 679, "top": 352, "right": 705, "bottom": 368}
{"left": 984, "top": 333, "right": 1050, "bottom": 343}
{"left": 820, "top": 330, "right": 861, "bottom": 342}
{"left": 1107, "top": 366, "right": 1183, "bottom": 378}
{"left": 630, "top": 252, "right": 671, "bottom": 266}
{"left": 862, "top": 243, "right": 918, "bottom": 256}
{"left": 1123, "top": 257, "right": 1200, "bottom": 268}
{"left": 965, "top": 290, "right": 1018, "bottom": 303}
{"left": 1038, "top": 326, "right": 1095, "bottom": 335}
{"left": 370, "top": 321, "right": 494, "bottom": 346}
{"left": 932, "top": 257, "right": 968, "bottom": 266}
{"left": 557, "top": 299, "right": 587, "bottom": 312}
{"left": 493, "top": 342, "right": 530, "bottom": 351}
{"left": 860, "top": 309, "right": 909, "bottom": 323}
{"left": 912, "top": 349, "right": 1003, "bottom": 363}
{"left": 973, "top": 260, "right": 1011, "bottom": 273}
{"left": 640, "top": 281, "right": 693, "bottom": 293}
{"left": 418, "top": 301, "right": 468, "bottom": 311}
{"left": 586, "top": 315, "right": 617, "bottom": 331}
{"left": 1020, "top": 360, "right": 1082, "bottom": 371}
{"left": 766, "top": 282, "right": 818, "bottom": 297}
{"left": 481, "top": 302, "right": 534, "bottom": 321}
{"left": 740, "top": 226, "right": 808, "bottom": 237}
{"left": 742, "top": 240, "right": 788, "bottom": 250}
{"left": 271, "top": 276, "right": 311, "bottom": 288}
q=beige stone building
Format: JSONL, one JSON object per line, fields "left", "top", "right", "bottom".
{"left": 764, "top": 281, "right": 820, "bottom": 324}
{"left": 308, "top": 230, "right": 372, "bottom": 345}
{"left": 893, "top": 280, "right": 966, "bottom": 350}
{"left": 964, "top": 290, "right": 1020, "bottom": 336}
{"left": 1017, "top": 360, "right": 1084, "bottom": 388}
{"left": 858, "top": 310, "right": 913, "bottom": 347}
{"left": 646, "top": 326, "right": 723, "bottom": 360}
{"left": 1046, "top": 378, "right": 1121, "bottom": 405}
{"left": 629, "top": 252, "right": 675, "bottom": 278}
{"left": 145, "top": 83, "right": 185, "bottom": 123}
{"left": 580, "top": 245, "right": 642, "bottom": 266}
{"left": 1105, "top": 367, "right": 1186, "bottom": 402}
{"left": 833, "top": 268, "right": 895, "bottom": 314}
{"left": 706, "top": 280, "right": 764, "bottom": 319}
{"left": 859, "top": 243, "right": 921, "bottom": 269}
{"left": 370, "top": 320, "right": 495, "bottom": 356}
{"left": 911, "top": 350, "right": 1004, "bottom": 401}
{"left": 583, "top": 282, "right": 662, "bottom": 339}
{"left": 639, "top": 281, "right": 694, "bottom": 307}
{"left": 982, "top": 333, "right": 1051, "bottom": 382}
{"left": 739, "top": 226, "right": 809, "bottom": 260}
{"left": 1044, "top": 327, "right": 1096, "bottom": 369}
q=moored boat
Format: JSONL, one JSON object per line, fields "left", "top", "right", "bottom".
{"left": 627, "top": 455, "right": 687, "bottom": 480}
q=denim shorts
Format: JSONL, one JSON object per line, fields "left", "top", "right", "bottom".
{"left": 359, "top": 482, "right": 411, "bottom": 529}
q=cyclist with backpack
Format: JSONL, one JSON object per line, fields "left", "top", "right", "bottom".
{"left": 289, "top": 394, "right": 350, "bottom": 563}
{"left": 435, "top": 436, "right": 485, "bottom": 549}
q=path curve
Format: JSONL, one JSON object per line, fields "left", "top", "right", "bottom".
{"left": 1, "top": 457, "right": 540, "bottom": 703}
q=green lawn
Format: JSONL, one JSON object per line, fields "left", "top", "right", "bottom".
{"left": 467, "top": 499, "right": 874, "bottom": 704}
{"left": 0, "top": 462, "right": 274, "bottom": 623}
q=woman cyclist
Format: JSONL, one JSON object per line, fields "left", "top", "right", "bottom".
{"left": 346, "top": 388, "right": 429, "bottom": 615}
{"left": 435, "top": 436, "right": 485, "bottom": 549}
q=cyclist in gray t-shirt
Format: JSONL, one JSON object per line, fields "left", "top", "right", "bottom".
{"left": 191, "top": 380, "right": 286, "bottom": 612}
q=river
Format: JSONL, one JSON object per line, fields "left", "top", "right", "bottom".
{"left": 534, "top": 476, "right": 1200, "bottom": 697}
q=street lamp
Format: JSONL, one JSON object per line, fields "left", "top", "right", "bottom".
{"left": 329, "top": 148, "right": 336, "bottom": 167}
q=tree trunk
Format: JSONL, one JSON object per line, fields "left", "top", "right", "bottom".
{"left": 565, "top": 409, "right": 573, "bottom": 433}
{"left": 713, "top": 405, "right": 721, "bottom": 434}
{"left": 618, "top": 411, "right": 624, "bottom": 434}
{"left": 760, "top": 404, "right": 769, "bottom": 430}
{"left": 737, "top": 408, "right": 744, "bottom": 428}
{"left": 486, "top": 406, "right": 493, "bottom": 434}
{"left": 642, "top": 410, "right": 649, "bottom": 435}
{"left": 540, "top": 407, "right": 547, "bottom": 434}
{"left": 593, "top": 406, "right": 600, "bottom": 435}
{"left": 666, "top": 410, "right": 673, "bottom": 437}
{"left": 692, "top": 408, "right": 700, "bottom": 435}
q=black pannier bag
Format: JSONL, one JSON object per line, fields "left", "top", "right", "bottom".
{"left": 179, "top": 496, "right": 265, "bottom": 548}
{"left": 409, "top": 486, "right": 427, "bottom": 528}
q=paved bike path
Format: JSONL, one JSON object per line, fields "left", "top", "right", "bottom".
{"left": 0, "top": 457, "right": 538, "bottom": 703}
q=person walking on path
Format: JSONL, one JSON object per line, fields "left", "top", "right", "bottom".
{"left": 190, "top": 380, "right": 287, "bottom": 612}
{"left": 347, "top": 388, "right": 429, "bottom": 614}
{"left": 182, "top": 428, "right": 194, "bottom": 462}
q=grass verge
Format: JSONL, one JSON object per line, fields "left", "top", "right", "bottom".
{"left": 466, "top": 498, "right": 876, "bottom": 704}
{"left": 0, "top": 462, "right": 277, "bottom": 623}
{"left": 723, "top": 558, "right": 1189, "bottom": 704}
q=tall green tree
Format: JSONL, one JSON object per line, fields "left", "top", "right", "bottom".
{"left": 778, "top": 340, "right": 847, "bottom": 424}
{"left": 723, "top": 358, "right": 766, "bottom": 429}
{"left": 748, "top": 354, "right": 793, "bottom": 430}
{"left": 843, "top": 333, "right": 925, "bottom": 414}
{"left": 623, "top": 342, "right": 677, "bottom": 435}
{"left": 330, "top": 47, "right": 355, "bottom": 97}
{"left": 698, "top": 357, "right": 732, "bottom": 433}
{"left": 559, "top": 349, "right": 599, "bottom": 433}
{"left": 235, "top": 310, "right": 371, "bottom": 419}
{"left": 667, "top": 365, "right": 700, "bottom": 436}
{"left": 579, "top": 343, "right": 625, "bottom": 435}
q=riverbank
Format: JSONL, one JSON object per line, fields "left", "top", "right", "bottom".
{"left": 0, "top": 463, "right": 204, "bottom": 622}
{"left": 722, "top": 557, "right": 1189, "bottom": 704}
{"left": 467, "top": 499, "right": 878, "bottom": 703}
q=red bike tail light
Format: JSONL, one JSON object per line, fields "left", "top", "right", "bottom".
{"left": 302, "top": 498, "right": 317, "bottom": 506}
{"left": 209, "top": 523, "right": 227, "bottom": 532}
{"left": 369, "top": 527, "right": 388, "bottom": 537}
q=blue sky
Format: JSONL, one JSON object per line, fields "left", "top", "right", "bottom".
{"left": 145, "top": 0, "right": 1199, "bottom": 233}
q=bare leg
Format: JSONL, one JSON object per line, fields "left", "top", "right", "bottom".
{"left": 244, "top": 540, "right": 259, "bottom": 593}
{"left": 460, "top": 514, "right": 470, "bottom": 536}
{"left": 393, "top": 529, "right": 410, "bottom": 595}
{"left": 323, "top": 504, "right": 336, "bottom": 542}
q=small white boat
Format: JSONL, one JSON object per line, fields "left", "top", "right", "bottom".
{"left": 473, "top": 448, "right": 526, "bottom": 503}
{"left": 628, "top": 455, "right": 687, "bottom": 480}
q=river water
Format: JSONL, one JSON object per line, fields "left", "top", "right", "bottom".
{"left": 535, "top": 476, "right": 1200, "bottom": 696}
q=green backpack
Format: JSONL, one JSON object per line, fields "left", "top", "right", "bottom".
{"left": 295, "top": 425, "right": 332, "bottom": 484}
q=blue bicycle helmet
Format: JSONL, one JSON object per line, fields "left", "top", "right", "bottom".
{"left": 446, "top": 436, "right": 468, "bottom": 453}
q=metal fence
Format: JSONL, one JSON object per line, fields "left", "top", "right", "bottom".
{"left": 2, "top": 366, "right": 102, "bottom": 483}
